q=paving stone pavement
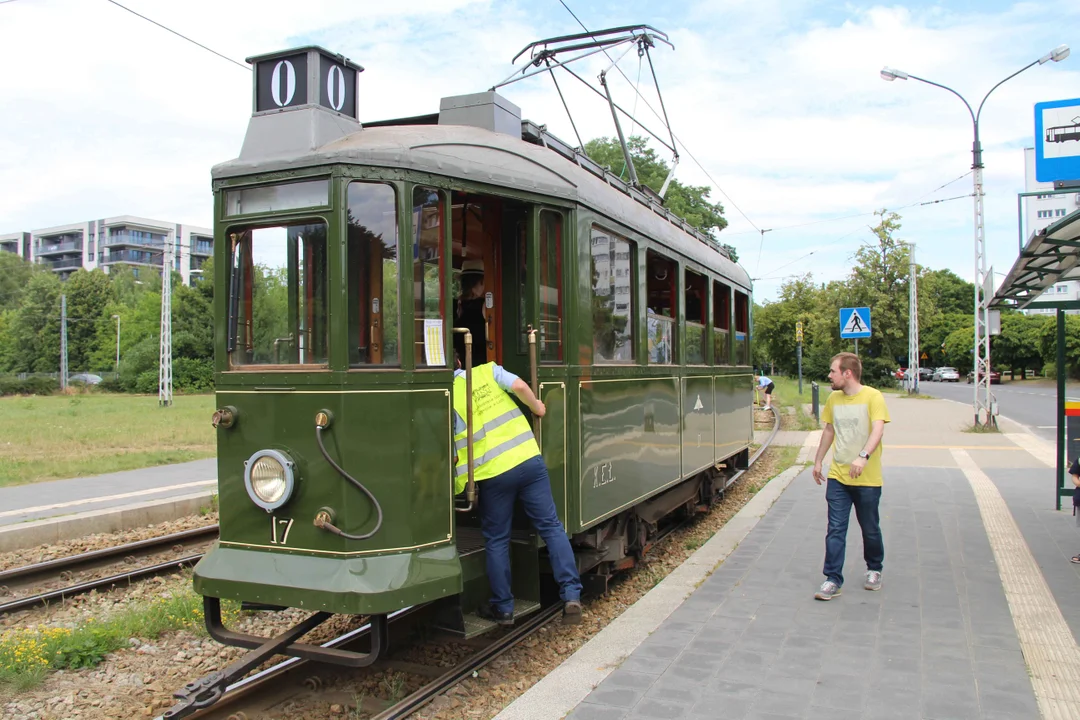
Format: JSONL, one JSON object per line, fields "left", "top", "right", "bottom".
{"left": 567, "top": 466, "right": 1040, "bottom": 720}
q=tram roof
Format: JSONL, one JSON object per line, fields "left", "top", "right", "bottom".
{"left": 212, "top": 123, "right": 749, "bottom": 290}
{"left": 992, "top": 208, "right": 1080, "bottom": 309}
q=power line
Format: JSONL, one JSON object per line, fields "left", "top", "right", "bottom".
{"left": 102, "top": 0, "right": 249, "bottom": 71}
{"left": 554, "top": 0, "right": 762, "bottom": 235}
{"left": 725, "top": 171, "right": 975, "bottom": 239}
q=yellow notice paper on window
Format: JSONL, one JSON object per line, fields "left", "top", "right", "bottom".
{"left": 424, "top": 319, "right": 445, "bottom": 366}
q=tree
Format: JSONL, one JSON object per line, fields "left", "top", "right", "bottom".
{"left": 0, "top": 252, "right": 44, "bottom": 313}
{"left": 0, "top": 272, "right": 63, "bottom": 373}
{"left": 584, "top": 136, "right": 729, "bottom": 247}
{"left": 922, "top": 269, "right": 973, "bottom": 316}
{"left": 845, "top": 211, "right": 911, "bottom": 380}
{"left": 63, "top": 269, "right": 115, "bottom": 372}
{"left": 752, "top": 274, "right": 818, "bottom": 374}
{"left": 993, "top": 313, "right": 1049, "bottom": 379}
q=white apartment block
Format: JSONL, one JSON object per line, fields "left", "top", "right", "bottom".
{"left": 1023, "top": 147, "right": 1080, "bottom": 315}
{"left": 0, "top": 216, "right": 212, "bottom": 287}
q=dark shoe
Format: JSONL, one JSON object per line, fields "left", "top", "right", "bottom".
{"left": 563, "top": 600, "right": 583, "bottom": 625}
{"left": 477, "top": 604, "right": 514, "bottom": 626}
{"left": 1071, "top": 555, "right": 1080, "bottom": 564}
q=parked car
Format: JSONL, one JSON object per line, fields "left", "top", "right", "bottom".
{"left": 966, "top": 369, "right": 1001, "bottom": 384}
{"left": 895, "top": 367, "right": 907, "bottom": 380}
{"left": 68, "top": 373, "right": 103, "bottom": 385}
{"left": 919, "top": 367, "right": 935, "bottom": 381}
{"left": 935, "top": 367, "right": 960, "bottom": 382}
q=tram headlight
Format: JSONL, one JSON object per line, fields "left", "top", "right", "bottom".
{"left": 243, "top": 449, "right": 295, "bottom": 512}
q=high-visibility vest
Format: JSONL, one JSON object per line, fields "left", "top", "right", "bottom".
{"left": 452, "top": 363, "right": 540, "bottom": 495}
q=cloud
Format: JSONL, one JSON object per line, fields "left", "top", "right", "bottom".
{"left": 1, "top": 0, "right": 1077, "bottom": 305}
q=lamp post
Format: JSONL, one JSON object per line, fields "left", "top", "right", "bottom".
{"left": 112, "top": 314, "right": 120, "bottom": 373}
{"left": 881, "top": 44, "right": 1070, "bottom": 426}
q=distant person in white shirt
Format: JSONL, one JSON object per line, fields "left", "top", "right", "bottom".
{"left": 756, "top": 375, "right": 775, "bottom": 410}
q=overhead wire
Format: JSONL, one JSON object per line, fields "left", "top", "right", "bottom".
{"left": 555, "top": 0, "right": 762, "bottom": 235}
{"left": 102, "top": 0, "right": 249, "bottom": 71}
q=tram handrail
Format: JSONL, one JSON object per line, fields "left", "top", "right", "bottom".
{"left": 453, "top": 328, "right": 477, "bottom": 512}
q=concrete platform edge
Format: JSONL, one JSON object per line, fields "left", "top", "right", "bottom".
{"left": 493, "top": 463, "right": 806, "bottom": 720}
{"left": 0, "top": 491, "right": 216, "bottom": 553}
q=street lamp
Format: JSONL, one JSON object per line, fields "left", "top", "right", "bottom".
{"left": 112, "top": 314, "right": 120, "bottom": 373}
{"left": 880, "top": 44, "right": 1070, "bottom": 426}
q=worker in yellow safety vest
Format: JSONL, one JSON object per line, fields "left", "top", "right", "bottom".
{"left": 452, "top": 354, "right": 582, "bottom": 626}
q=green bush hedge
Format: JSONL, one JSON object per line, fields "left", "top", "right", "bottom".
{"left": 0, "top": 376, "right": 60, "bottom": 396}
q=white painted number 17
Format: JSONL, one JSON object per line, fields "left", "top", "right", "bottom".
{"left": 270, "top": 516, "right": 294, "bottom": 545}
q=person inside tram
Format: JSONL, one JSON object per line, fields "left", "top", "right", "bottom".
{"left": 454, "top": 259, "right": 488, "bottom": 370}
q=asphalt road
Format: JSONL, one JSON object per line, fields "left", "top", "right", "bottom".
{"left": 916, "top": 378, "right": 1080, "bottom": 441}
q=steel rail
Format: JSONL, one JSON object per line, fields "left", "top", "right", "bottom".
{"left": 0, "top": 524, "right": 218, "bottom": 584}
{"left": 370, "top": 604, "right": 564, "bottom": 720}
{"left": 1, "top": 554, "right": 206, "bottom": 615}
{"left": 169, "top": 605, "right": 423, "bottom": 720}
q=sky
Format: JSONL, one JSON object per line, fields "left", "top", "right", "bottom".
{"left": 1, "top": 0, "right": 1078, "bottom": 303}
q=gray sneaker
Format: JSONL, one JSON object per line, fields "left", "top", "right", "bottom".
{"left": 814, "top": 580, "right": 842, "bottom": 600}
{"left": 865, "top": 570, "right": 882, "bottom": 591}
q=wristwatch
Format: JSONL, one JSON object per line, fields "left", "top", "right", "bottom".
{"left": 858, "top": 451, "right": 870, "bottom": 459}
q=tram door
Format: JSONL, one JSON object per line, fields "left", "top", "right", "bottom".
{"left": 450, "top": 196, "right": 568, "bottom": 525}
{"left": 498, "top": 206, "right": 569, "bottom": 527}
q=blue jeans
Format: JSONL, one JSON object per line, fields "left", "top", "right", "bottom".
{"left": 478, "top": 455, "right": 582, "bottom": 614}
{"left": 823, "top": 478, "right": 883, "bottom": 586}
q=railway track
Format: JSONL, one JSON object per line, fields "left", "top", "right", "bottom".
{"left": 162, "top": 407, "right": 780, "bottom": 720}
{"left": 0, "top": 524, "right": 219, "bottom": 615}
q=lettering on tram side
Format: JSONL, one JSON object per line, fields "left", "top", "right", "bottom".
{"left": 592, "top": 462, "right": 616, "bottom": 489}
{"left": 270, "top": 516, "right": 295, "bottom": 546}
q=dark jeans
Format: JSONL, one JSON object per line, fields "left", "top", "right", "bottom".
{"left": 823, "top": 478, "right": 883, "bottom": 586}
{"left": 478, "top": 455, "right": 582, "bottom": 614}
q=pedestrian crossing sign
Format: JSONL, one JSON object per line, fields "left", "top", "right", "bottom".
{"left": 839, "top": 307, "right": 871, "bottom": 339}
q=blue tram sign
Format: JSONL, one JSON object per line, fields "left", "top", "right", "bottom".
{"left": 839, "top": 307, "right": 871, "bottom": 339}
{"left": 1035, "top": 98, "right": 1080, "bottom": 183}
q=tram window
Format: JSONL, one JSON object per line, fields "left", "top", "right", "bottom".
{"left": 413, "top": 187, "right": 445, "bottom": 367}
{"left": 539, "top": 211, "right": 563, "bottom": 363}
{"left": 734, "top": 290, "right": 749, "bottom": 365}
{"left": 590, "top": 226, "right": 634, "bottom": 363}
{"left": 713, "top": 280, "right": 731, "bottom": 365}
{"left": 685, "top": 269, "right": 706, "bottom": 365}
{"left": 225, "top": 221, "right": 329, "bottom": 367}
{"left": 646, "top": 251, "right": 677, "bottom": 365}
{"left": 347, "top": 182, "right": 399, "bottom": 367}
{"left": 225, "top": 179, "right": 329, "bottom": 217}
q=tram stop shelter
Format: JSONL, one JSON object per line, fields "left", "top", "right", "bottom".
{"left": 991, "top": 206, "right": 1080, "bottom": 509}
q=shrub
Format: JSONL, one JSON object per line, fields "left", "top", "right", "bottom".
{"left": 96, "top": 377, "right": 123, "bottom": 393}
{"left": 0, "top": 376, "right": 59, "bottom": 396}
{"left": 174, "top": 358, "right": 214, "bottom": 393}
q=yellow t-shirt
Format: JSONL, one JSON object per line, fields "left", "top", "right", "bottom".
{"left": 821, "top": 386, "right": 890, "bottom": 487}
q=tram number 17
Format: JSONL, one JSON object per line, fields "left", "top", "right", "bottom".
{"left": 270, "top": 516, "right": 295, "bottom": 546}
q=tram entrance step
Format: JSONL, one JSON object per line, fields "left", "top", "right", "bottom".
{"left": 460, "top": 599, "right": 541, "bottom": 637}
{"left": 455, "top": 526, "right": 534, "bottom": 558}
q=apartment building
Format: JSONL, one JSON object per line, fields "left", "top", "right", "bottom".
{"left": 0, "top": 216, "right": 212, "bottom": 286}
{"left": 1023, "top": 147, "right": 1080, "bottom": 315}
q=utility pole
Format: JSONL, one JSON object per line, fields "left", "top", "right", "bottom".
{"left": 60, "top": 294, "right": 67, "bottom": 390}
{"left": 112, "top": 314, "right": 121, "bottom": 373}
{"left": 796, "top": 321, "right": 804, "bottom": 395}
{"left": 159, "top": 240, "right": 173, "bottom": 407}
{"left": 908, "top": 243, "right": 920, "bottom": 395}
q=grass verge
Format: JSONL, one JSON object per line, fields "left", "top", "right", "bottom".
{"left": 963, "top": 422, "right": 1002, "bottom": 434}
{"left": 0, "top": 394, "right": 216, "bottom": 486}
{"left": 768, "top": 378, "right": 820, "bottom": 430}
{"left": 0, "top": 588, "right": 240, "bottom": 692}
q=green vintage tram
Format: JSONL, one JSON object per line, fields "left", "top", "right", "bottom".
{"left": 177, "top": 39, "right": 753, "bottom": 711}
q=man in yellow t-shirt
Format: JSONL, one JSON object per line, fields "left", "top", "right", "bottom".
{"left": 811, "top": 352, "right": 890, "bottom": 600}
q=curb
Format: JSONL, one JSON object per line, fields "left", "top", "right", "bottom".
{"left": 0, "top": 491, "right": 216, "bottom": 553}
{"left": 493, "top": 463, "right": 807, "bottom": 720}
